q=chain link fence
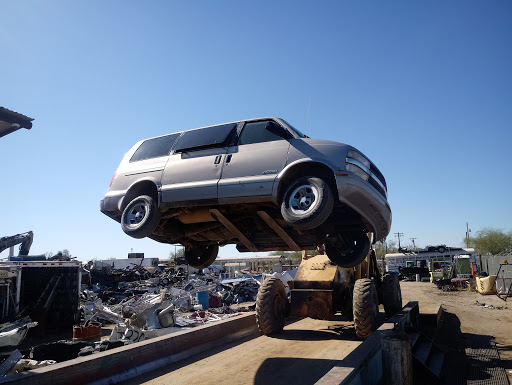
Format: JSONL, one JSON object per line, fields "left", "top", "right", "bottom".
{"left": 479, "top": 254, "right": 512, "bottom": 276}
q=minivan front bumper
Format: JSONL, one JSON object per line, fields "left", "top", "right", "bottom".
{"left": 335, "top": 173, "right": 392, "bottom": 242}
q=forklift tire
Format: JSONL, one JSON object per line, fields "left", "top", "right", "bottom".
{"left": 342, "top": 286, "right": 354, "bottom": 321}
{"left": 256, "top": 277, "right": 288, "bottom": 335}
{"left": 381, "top": 273, "right": 402, "bottom": 318}
{"left": 185, "top": 244, "right": 219, "bottom": 269}
{"left": 353, "top": 278, "right": 378, "bottom": 339}
{"left": 281, "top": 176, "right": 334, "bottom": 231}
{"left": 121, "top": 195, "right": 161, "bottom": 239}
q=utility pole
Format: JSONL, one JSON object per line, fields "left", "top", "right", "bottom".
{"left": 410, "top": 238, "right": 417, "bottom": 250}
{"left": 394, "top": 232, "right": 404, "bottom": 250}
{"left": 465, "top": 223, "right": 471, "bottom": 248}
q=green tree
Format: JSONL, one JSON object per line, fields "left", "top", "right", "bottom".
{"left": 269, "top": 250, "right": 307, "bottom": 264}
{"left": 469, "top": 228, "right": 512, "bottom": 255}
{"left": 375, "top": 239, "right": 398, "bottom": 259}
{"left": 169, "top": 247, "right": 184, "bottom": 261}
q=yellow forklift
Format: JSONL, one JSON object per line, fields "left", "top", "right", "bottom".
{"left": 255, "top": 233, "right": 402, "bottom": 339}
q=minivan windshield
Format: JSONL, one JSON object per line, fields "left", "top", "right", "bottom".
{"left": 280, "top": 119, "right": 308, "bottom": 138}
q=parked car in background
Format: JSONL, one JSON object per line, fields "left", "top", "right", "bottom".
{"left": 100, "top": 117, "right": 391, "bottom": 269}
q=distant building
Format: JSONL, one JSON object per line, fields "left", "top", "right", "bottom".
{"left": 212, "top": 255, "right": 286, "bottom": 277}
{"left": 384, "top": 245, "right": 475, "bottom": 273}
{"left": 93, "top": 258, "right": 159, "bottom": 270}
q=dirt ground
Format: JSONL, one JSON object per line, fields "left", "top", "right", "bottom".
{"left": 400, "top": 280, "right": 512, "bottom": 383}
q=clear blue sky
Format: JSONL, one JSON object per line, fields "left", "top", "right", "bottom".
{"left": 1, "top": 1, "right": 511, "bottom": 261}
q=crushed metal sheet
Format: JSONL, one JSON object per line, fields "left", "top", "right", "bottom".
{"left": 0, "top": 317, "right": 37, "bottom": 348}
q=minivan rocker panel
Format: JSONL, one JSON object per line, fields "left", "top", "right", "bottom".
{"left": 100, "top": 117, "right": 391, "bottom": 270}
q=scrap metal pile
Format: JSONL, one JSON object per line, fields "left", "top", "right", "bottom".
{"left": 0, "top": 262, "right": 270, "bottom": 376}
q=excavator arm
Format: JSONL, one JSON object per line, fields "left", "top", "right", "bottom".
{"left": 0, "top": 231, "right": 34, "bottom": 256}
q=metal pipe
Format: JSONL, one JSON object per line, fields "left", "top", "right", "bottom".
{"left": 15, "top": 267, "right": 22, "bottom": 313}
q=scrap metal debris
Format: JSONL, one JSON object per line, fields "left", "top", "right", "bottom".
{"left": 0, "top": 317, "right": 37, "bottom": 349}
{"left": 0, "top": 257, "right": 296, "bottom": 376}
{"left": 8, "top": 358, "right": 56, "bottom": 375}
{"left": 474, "top": 301, "right": 507, "bottom": 310}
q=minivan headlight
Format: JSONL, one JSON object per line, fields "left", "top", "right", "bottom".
{"left": 347, "top": 150, "right": 370, "bottom": 169}
{"left": 346, "top": 150, "right": 371, "bottom": 181}
{"left": 346, "top": 163, "right": 369, "bottom": 181}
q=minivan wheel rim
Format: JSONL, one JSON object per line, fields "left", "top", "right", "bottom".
{"left": 289, "top": 184, "right": 318, "bottom": 215}
{"left": 127, "top": 203, "right": 147, "bottom": 226}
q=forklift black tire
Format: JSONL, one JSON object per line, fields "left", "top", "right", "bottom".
{"left": 256, "top": 277, "right": 288, "bottom": 335}
{"left": 281, "top": 176, "right": 334, "bottom": 231}
{"left": 353, "top": 278, "right": 378, "bottom": 339}
{"left": 121, "top": 195, "right": 161, "bottom": 239}
{"left": 185, "top": 244, "right": 219, "bottom": 269}
{"left": 342, "top": 286, "right": 354, "bottom": 321}
{"left": 381, "top": 273, "right": 402, "bottom": 318}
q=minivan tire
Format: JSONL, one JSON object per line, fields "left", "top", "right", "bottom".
{"left": 121, "top": 195, "right": 161, "bottom": 239}
{"left": 281, "top": 176, "right": 334, "bottom": 231}
{"left": 185, "top": 244, "right": 219, "bottom": 269}
{"left": 325, "top": 232, "right": 371, "bottom": 268}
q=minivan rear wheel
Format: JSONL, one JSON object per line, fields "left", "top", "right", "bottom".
{"left": 121, "top": 195, "right": 161, "bottom": 239}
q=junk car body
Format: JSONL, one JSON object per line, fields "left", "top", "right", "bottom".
{"left": 100, "top": 117, "right": 391, "bottom": 269}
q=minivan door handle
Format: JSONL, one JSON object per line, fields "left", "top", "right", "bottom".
{"left": 226, "top": 154, "right": 232, "bottom": 164}
{"left": 214, "top": 155, "right": 222, "bottom": 165}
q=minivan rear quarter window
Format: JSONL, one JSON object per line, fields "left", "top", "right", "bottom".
{"left": 130, "top": 133, "right": 180, "bottom": 162}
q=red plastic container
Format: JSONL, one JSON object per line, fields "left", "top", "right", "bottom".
{"left": 73, "top": 322, "right": 102, "bottom": 341}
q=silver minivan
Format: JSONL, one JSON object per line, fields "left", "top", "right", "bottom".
{"left": 101, "top": 117, "right": 391, "bottom": 269}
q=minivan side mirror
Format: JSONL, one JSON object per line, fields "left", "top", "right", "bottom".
{"left": 265, "top": 121, "right": 291, "bottom": 139}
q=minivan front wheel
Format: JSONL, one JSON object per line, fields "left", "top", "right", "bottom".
{"left": 185, "top": 244, "right": 219, "bottom": 269}
{"left": 121, "top": 195, "right": 161, "bottom": 239}
{"left": 325, "top": 232, "right": 370, "bottom": 268}
{"left": 281, "top": 176, "right": 334, "bottom": 231}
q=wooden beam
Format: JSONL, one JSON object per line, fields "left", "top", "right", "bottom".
{"left": 209, "top": 209, "right": 258, "bottom": 252}
{"left": 256, "top": 211, "right": 301, "bottom": 251}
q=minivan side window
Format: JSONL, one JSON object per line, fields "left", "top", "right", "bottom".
{"left": 237, "top": 121, "right": 286, "bottom": 145}
{"left": 173, "top": 123, "right": 237, "bottom": 152}
{"left": 130, "top": 133, "right": 180, "bottom": 162}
